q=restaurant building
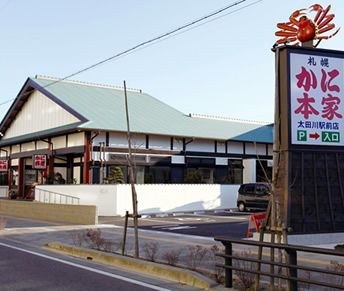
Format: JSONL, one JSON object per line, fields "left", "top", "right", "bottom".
{"left": 0, "top": 76, "right": 273, "bottom": 198}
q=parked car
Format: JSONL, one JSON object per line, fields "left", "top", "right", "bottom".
{"left": 237, "top": 183, "right": 271, "bottom": 212}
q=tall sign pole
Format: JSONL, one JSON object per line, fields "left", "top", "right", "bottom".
{"left": 275, "top": 46, "right": 344, "bottom": 233}
{"left": 255, "top": 6, "right": 343, "bottom": 289}
{"left": 273, "top": 4, "right": 343, "bottom": 233}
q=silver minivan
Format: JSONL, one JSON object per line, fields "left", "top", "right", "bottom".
{"left": 237, "top": 183, "right": 271, "bottom": 212}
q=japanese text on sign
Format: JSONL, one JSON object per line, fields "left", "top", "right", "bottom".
{"left": 290, "top": 53, "right": 344, "bottom": 146}
{"left": 0, "top": 160, "right": 8, "bottom": 171}
{"left": 33, "top": 154, "right": 47, "bottom": 169}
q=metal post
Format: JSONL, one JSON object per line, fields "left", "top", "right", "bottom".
{"left": 224, "top": 242, "right": 233, "bottom": 288}
{"left": 269, "top": 197, "right": 276, "bottom": 291}
{"left": 286, "top": 248, "right": 298, "bottom": 291}
{"left": 121, "top": 211, "right": 129, "bottom": 255}
{"left": 102, "top": 142, "right": 106, "bottom": 183}
{"left": 255, "top": 201, "right": 271, "bottom": 291}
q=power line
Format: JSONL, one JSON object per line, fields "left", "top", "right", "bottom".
{"left": 60, "top": 0, "right": 247, "bottom": 81}
{"left": 0, "top": 0, "right": 13, "bottom": 12}
{"left": 1, "top": 0, "right": 259, "bottom": 107}
{"left": 0, "top": 99, "right": 14, "bottom": 106}
{"left": 91, "top": 0, "right": 262, "bottom": 70}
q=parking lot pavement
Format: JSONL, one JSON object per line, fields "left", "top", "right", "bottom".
{"left": 98, "top": 210, "right": 253, "bottom": 240}
{"left": 0, "top": 209, "right": 260, "bottom": 241}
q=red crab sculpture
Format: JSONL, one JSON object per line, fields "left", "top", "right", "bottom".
{"left": 275, "top": 4, "right": 340, "bottom": 46}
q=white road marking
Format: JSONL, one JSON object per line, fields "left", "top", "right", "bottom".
{"left": 189, "top": 213, "right": 248, "bottom": 220}
{"left": 175, "top": 217, "right": 216, "bottom": 222}
{"left": 175, "top": 218, "right": 202, "bottom": 221}
{"left": 143, "top": 218, "right": 185, "bottom": 225}
{"left": 0, "top": 242, "right": 171, "bottom": 291}
{"left": 151, "top": 225, "right": 180, "bottom": 229}
{"left": 163, "top": 226, "right": 197, "bottom": 231}
{"left": 149, "top": 225, "right": 197, "bottom": 231}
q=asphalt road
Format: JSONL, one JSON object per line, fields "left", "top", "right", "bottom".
{"left": 2, "top": 212, "right": 342, "bottom": 290}
{"left": 0, "top": 214, "right": 210, "bottom": 291}
{"left": 0, "top": 243, "right": 161, "bottom": 291}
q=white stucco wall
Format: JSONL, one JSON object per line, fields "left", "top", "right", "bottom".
{"left": 22, "top": 142, "right": 35, "bottom": 152}
{"left": 0, "top": 186, "right": 8, "bottom": 198}
{"left": 149, "top": 136, "right": 170, "bottom": 150}
{"left": 217, "top": 141, "right": 226, "bottom": 153}
{"left": 187, "top": 139, "right": 214, "bottom": 152}
{"left": 227, "top": 141, "right": 243, "bottom": 154}
{"left": 52, "top": 136, "right": 67, "bottom": 149}
{"left": 3, "top": 90, "right": 80, "bottom": 139}
{"left": 245, "top": 142, "right": 266, "bottom": 155}
{"left": 35, "top": 184, "right": 240, "bottom": 216}
{"left": 243, "top": 159, "right": 256, "bottom": 184}
{"left": 68, "top": 132, "right": 84, "bottom": 147}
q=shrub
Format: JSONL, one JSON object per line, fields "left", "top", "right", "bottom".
{"left": 44, "top": 172, "right": 65, "bottom": 184}
{"left": 0, "top": 216, "right": 8, "bottom": 230}
{"left": 68, "top": 230, "right": 84, "bottom": 247}
{"left": 184, "top": 170, "right": 205, "bottom": 184}
{"left": 84, "top": 228, "right": 105, "bottom": 249}
{"left": 184, "top": 245, "right": 209, "bottom": 270}
{"left": 104, "top": 167, "right": 125, "bottom": 184}
{"left": 142, "top": 242, "right": 160, "bottom": 261}
{"left": 209, "top": 245, "right": 225, "bottom": 283}
{"left": 334, "top": 244, "right": 344, "bottom": 251}
{"left": 233, "top": 250, "right": 256, "bottom": 290}
{"left": 163, "top": 249, "right": 183, "bottom": 266}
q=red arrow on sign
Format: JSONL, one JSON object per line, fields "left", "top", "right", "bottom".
{"left": 309, "top": 133, "right": 320, "bottom": 140}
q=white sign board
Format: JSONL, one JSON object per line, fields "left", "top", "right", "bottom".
{"left": 290, "top": 53, "right": 344, "bottom": 146}
{"left": 33, "top": 154, "right": 47, "bottom": 169}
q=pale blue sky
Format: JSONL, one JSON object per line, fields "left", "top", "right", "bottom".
{"left": 1, "top": 0, "right": 343, "bottom": 123}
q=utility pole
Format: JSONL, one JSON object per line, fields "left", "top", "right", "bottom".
{"left": 123, "top": 80, "right": 139, "bottom": 258}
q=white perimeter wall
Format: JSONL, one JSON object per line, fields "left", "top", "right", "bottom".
{"left": 243, "top": 159, "right": 256, "bottom": 183}
{"left": 0, "top": 186, "right": 8, "bottom": 198}
{"left": 35, "top": 184, "right": 240, "bottom": 216}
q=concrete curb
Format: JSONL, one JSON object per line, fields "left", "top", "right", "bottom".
{"left": 43, "top": 242, "right": 225, "bottom": 290}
